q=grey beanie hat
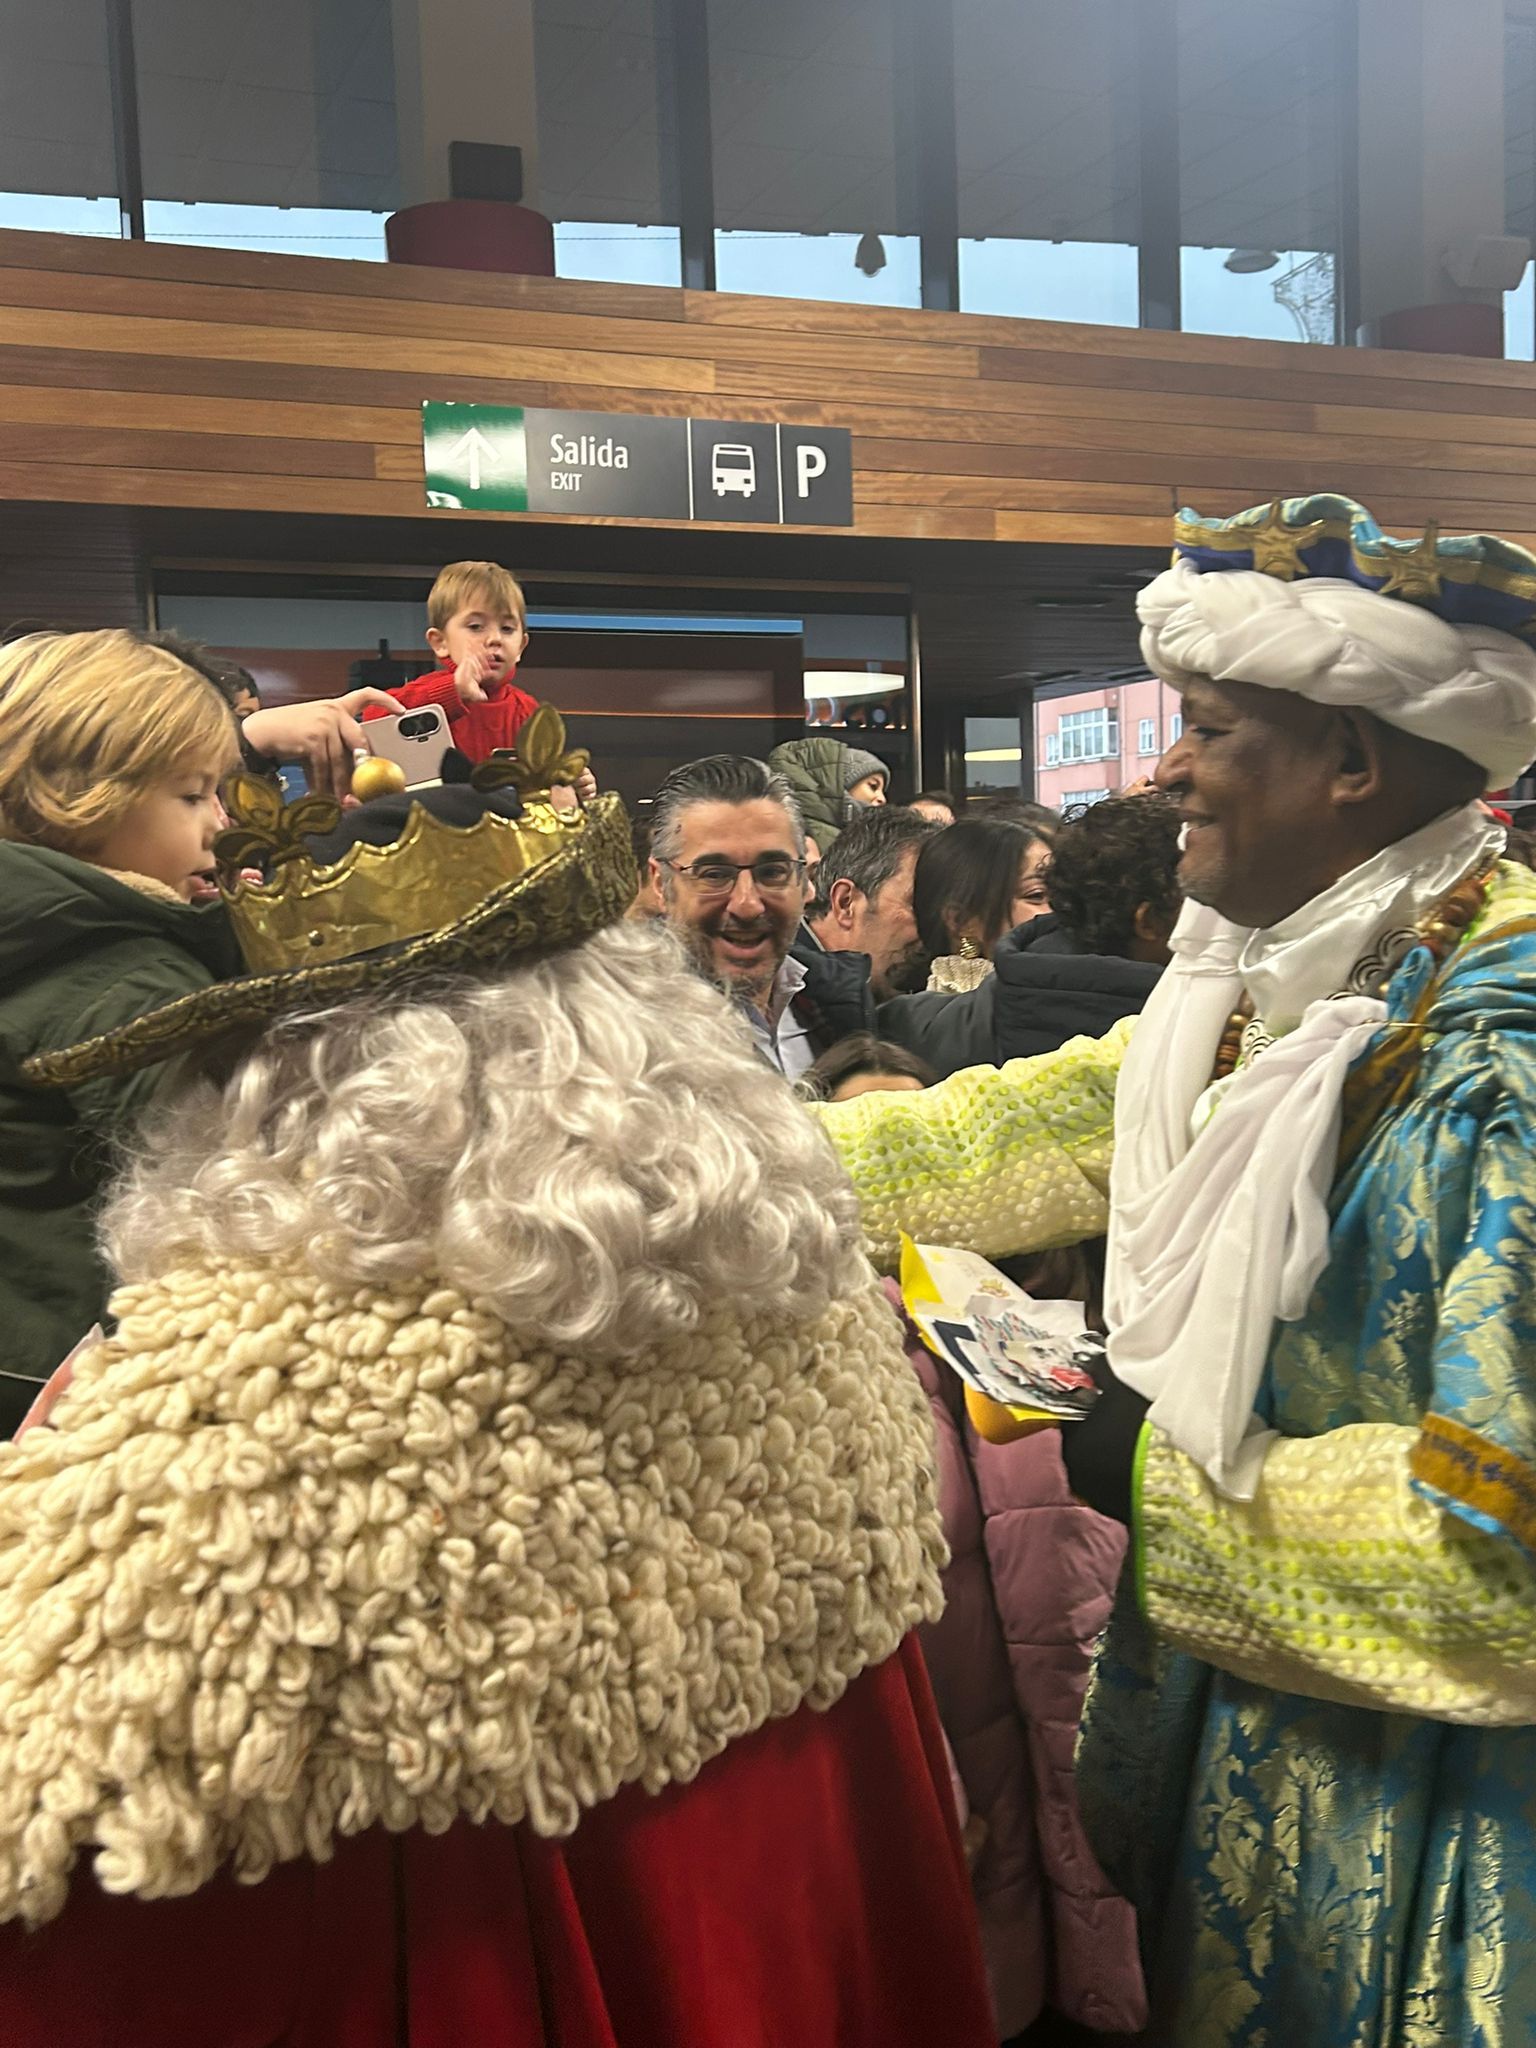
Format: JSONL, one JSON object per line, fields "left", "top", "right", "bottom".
{"left": 842, "top": 746, "right": 888, "bottom": 791}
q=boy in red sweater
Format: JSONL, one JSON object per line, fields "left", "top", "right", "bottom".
{"left": 367, "top": 561, "right": 596, "bottom": 795}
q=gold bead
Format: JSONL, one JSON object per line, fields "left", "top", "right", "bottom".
{"left": 350, "top": 755, "right": 408, "bottom": 802}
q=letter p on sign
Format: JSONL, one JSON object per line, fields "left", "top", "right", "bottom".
{"left": 796, "top": 443, "right": 828, "bottom": 498}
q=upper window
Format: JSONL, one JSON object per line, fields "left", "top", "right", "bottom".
{"left": 954, "top": 0, "right": 1139, "bottom": 325}
{"left": 1177, "top": 0, "right": 1347, "bottom": 343}
{"left": 1507, "top": 14, "right": 1536, "bottom": 361}
{"left": 1169, "top": 711, "right": 1184, "bottom": 743}
{"left": 0, "top": 0, "right": 120, "bottom": 239}
{"left": 133, "top": 0, "right": 399, "bottom": 259}
{"left": 708, "top": 0, "right": 919, "bottom": 307}
{"left": 1138, "top": 716, "right": 1157, "bottom": 755}
{"left": 536, "top": 0, "right": 681, "bottom": 286}
{"left": 1061, "top": 787, "right": 1111, "bottom": 810}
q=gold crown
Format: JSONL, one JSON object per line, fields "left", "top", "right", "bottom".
{"left": 215, "top": 705, "right": 593, "bottom": 976}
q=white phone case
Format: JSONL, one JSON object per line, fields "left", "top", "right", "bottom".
{"left": 364, "top": 703, "right": 453, "bottom": 786}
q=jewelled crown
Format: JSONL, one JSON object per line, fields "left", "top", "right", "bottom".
{"left": 215, "top": 705, "right": 594, "bottom": 975}
{"left": 1172, "top": 495, "right": 1536, "bottom": 644}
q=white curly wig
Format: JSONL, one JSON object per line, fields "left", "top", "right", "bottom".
{"left": 1138, "top": 557, "right": 1536, "bottom": 788}
{"left": 104, "top": 919, "right": 869, "bottom": 1358}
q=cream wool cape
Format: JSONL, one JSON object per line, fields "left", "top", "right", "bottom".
{"left": 0, "top": 1257, "right": 945, "bottom": 1927}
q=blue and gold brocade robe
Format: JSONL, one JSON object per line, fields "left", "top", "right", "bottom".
{"left": 820, "top": 862, "right": 1536, "bottom": 2047}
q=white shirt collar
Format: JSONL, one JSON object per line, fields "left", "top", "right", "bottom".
{"left": 742, "top": 954, "right": 814, "bottom": 1079}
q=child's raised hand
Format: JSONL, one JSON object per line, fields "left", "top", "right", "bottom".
{"left": 454, "top": 650, "right": 494, "bottom": 705}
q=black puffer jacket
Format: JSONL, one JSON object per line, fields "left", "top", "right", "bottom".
{"left": 876, "top": 915, "right": 1160, "bottom": 1079}
{"left": 789, "top": 930, "right": 876, "bottom": 1051}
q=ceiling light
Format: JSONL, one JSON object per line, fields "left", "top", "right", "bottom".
{"left": 1224, "top": 248, "right": 1280, "bottom": 274}
{"left": 804, "top": 669, "right": 903, "bottom": 700}
{"left": 965, "top": 747, "right": 1023, "bottom": 763}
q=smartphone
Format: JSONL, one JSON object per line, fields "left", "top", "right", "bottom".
{"left": 364, "top": 704, "right": 453, "bottom": 786}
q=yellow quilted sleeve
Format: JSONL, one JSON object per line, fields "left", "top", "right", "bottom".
{"left": 1139, "top": 1424, "right": 1536, "bottom": 1725}
{"left": 811, "top": 1017, "right": 1131, "bottom": 1267}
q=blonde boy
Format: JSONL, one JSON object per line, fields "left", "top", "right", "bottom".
{"left": 0, "top": 630, "right": 243, "bottom": 1429}
{"left": 365, "top": 559, "right": 540, "bottom": 763}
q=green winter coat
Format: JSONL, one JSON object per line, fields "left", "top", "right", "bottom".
{"left": 0, "top": 845, "right": 241, "bottom": 1430}
{"left": 766, "top": 738, "right": 853, "bottom": 853}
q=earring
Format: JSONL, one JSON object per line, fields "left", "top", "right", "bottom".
{"left": 957, "top": 935, "right": 981, "bottom": 961}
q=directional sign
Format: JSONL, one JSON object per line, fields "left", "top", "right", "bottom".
{"left": 528, "top": 409, "right": 691, "bottom": 519}
{"left": 424, "top": 403, "right": 528, "bottom": 510}
{"left": 422, "top": 402, "right": 852, "bottom": 526}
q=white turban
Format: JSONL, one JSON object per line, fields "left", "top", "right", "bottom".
{"left": 1137, "top": 558, "right": 1536, "bottom": 789}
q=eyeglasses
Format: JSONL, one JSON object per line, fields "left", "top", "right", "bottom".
{"left": 662, "top": 855, "right": 806, "bottom": 897}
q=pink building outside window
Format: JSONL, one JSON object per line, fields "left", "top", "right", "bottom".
{"left": 1034, "top": 675, "right": 1182, "bottom": 811}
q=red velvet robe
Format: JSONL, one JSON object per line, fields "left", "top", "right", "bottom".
{"left": 0, "top": 1638, "right": 993, "bottom": 2048}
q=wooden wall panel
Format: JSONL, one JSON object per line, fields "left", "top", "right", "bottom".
{"left": 0, "top": 226, "right": 1534, "bottom": 550}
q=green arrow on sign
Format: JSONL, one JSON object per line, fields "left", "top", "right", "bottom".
{"left": 422, "top": 402, "right": 529, "bottom": 511}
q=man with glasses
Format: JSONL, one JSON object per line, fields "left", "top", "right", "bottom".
{"left": 650, "top": 754, "right": 868, "bottom": 1077}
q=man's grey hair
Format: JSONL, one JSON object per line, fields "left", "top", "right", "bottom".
{"left": 648, "top": 754, "right": 806, "bottom": 868}
{"left": 808, "top": 805, "right": 937, "bottom": 920}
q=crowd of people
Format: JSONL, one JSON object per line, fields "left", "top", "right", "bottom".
{"left": 3, "top": 503, "right": 1536, "bottom": 2045}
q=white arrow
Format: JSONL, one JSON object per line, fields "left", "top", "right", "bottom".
{"left": 446, "top": 425, "right": 498, "bottom": 492}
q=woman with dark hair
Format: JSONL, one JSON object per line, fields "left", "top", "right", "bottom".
{"left": 912, "top": 817, "right": 1052, "bottom": 992}
{"left": 884, "top": 793, "right": 1182, "bottom": 1077}
{"left": 797, "top": 1032, "right": 938, "bottom": 1103}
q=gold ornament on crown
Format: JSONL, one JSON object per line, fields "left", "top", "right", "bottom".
{"left": 214, "top": 704, "right": 593, "bottom": 977}
{"left": 1374, "top": 520, "right": 1445, "bottom": 603}
{"left": 1242, "top": 499, "right": 1328, "bottom": 578}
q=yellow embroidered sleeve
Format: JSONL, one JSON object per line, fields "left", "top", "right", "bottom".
{"left": 812, "top": 1017, "right": 1131, "bottom": 1267}
{"left": 1139, "top": 1423, "right": 1536, "bottom": 1725}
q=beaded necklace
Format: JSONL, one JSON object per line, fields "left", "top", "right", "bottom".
{"left": 1209, "top": 855, "right": 1499, "bottom": 1084}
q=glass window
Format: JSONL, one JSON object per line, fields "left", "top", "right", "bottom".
{"left": 954, "top": 0, "right": 1140, "bottom": 325}
{"left": 1169, "top": 710, "right": 1183, "bottom": 743}
{"left": 1060, "top": 787, "right": 1110, "bottom": 809}
{"left": 965, "top": 715, "right": 1023, "bottom": 797}
{"left": 1507, "top": 13, "right": 1535, "bottom": 362}
{"left": 708, "top": 0, "right": 919, "bottom": 307}
{"left": 0, "top": 0, "right": 119, "bottom": 238}
{"left": 1178, "top": 0, "right": 1346, "bottom": 343}
{"left": 134, "top": 0, "right": 398, "bottom": 258}
{"left": 536, "top": 0, "right": 681, "bottom": 286}
{"left": 1138, "top": 716, "right": 1157, "bottom": 754}
{"left": 1044, "top": 732, "right": 1060, "bottom": 767}
{"left": 1058, "top": 706, "right": 1119, "bottom": 762}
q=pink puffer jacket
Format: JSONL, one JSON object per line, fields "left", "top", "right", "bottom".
{"left": 905, "top": 1302, "right": 1147, "bottom": 2037}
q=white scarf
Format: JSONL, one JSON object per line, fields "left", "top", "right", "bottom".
{"left": 1105, "top": 803, "right": 1503, "bottom": 1496}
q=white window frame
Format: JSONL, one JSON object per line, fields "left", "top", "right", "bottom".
{"left": 1138, "top": 716, "right": 1157, "bottom": 755}
{"left": 1060, "top": 787, "right": 1111, "bottom": 810}
{"left": 1044, "top": 731, "right": 1060, "bottom": 766}
{"left": 1169, "top": 711, "right": 1183, "bottom": 743}
{"left": 1056, "top": 708, "right": 1120, "bottom": 764}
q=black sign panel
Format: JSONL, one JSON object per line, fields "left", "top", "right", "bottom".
{"left": 525, "top": 409, "right": 692, "bottom": 519}
{"left": 779, "top": 426, "right": 855, "bottom": 526}
{"left": 687, "top": 418, "right": 783, "bottom": 523}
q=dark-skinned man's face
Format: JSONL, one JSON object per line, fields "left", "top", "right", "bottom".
{"left": 1154, "top": 675, "right": 1353, "bottom": 929}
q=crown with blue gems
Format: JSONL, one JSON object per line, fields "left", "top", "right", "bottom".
{"left": 1171, "top": 495, "right": 1536, "bottom": 645}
